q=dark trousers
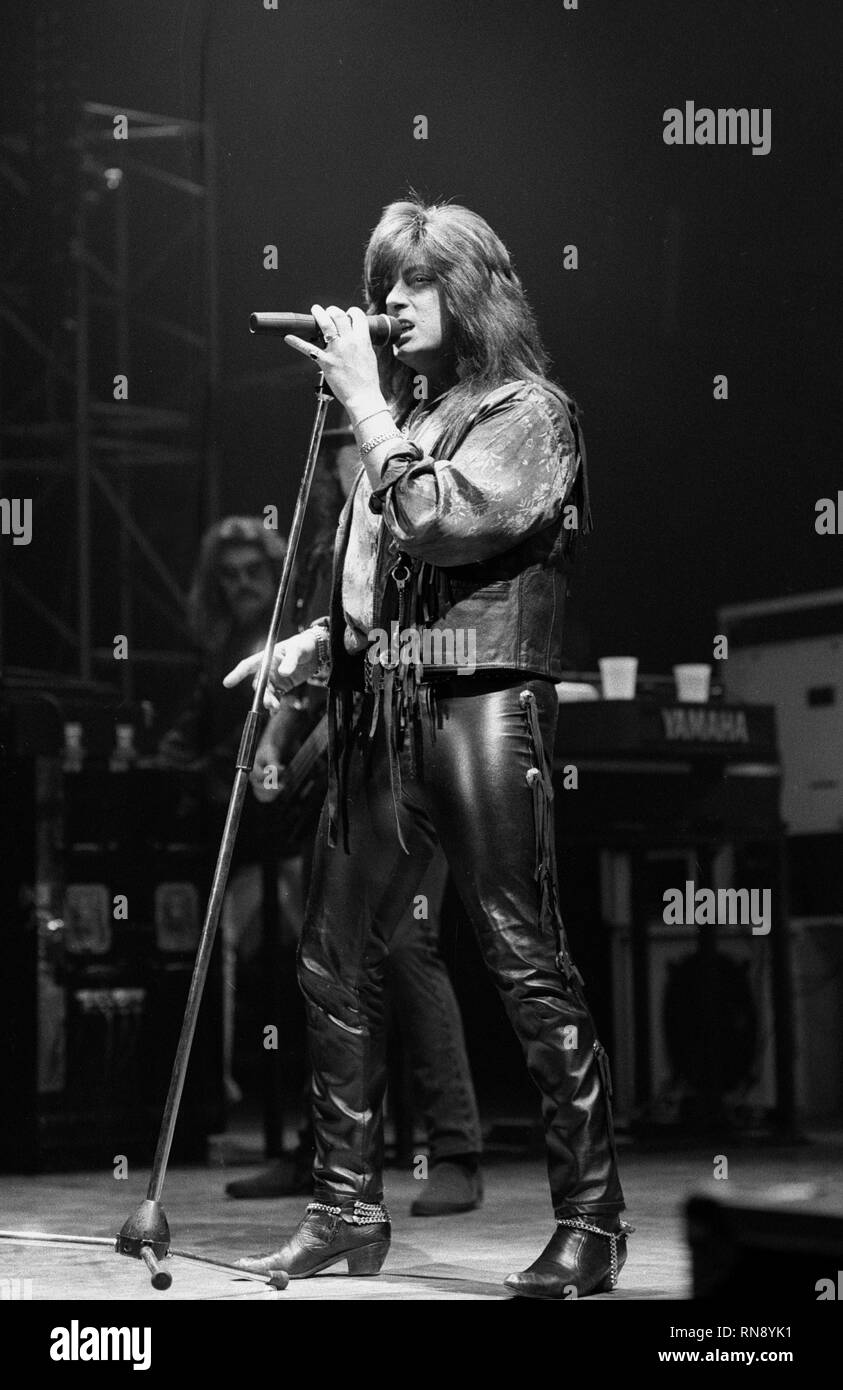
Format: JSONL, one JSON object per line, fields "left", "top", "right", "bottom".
{"left": 386, "top": 850, "right": 483, "bottom": 1162}
{"left": 299, "top": 674, "right": 625, "bottom": 1218}
{"left": 297, "top": 840, "right": 483, "bottom": 1164}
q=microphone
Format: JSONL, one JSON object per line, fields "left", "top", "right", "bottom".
{"left": 250, "top": 312, "right": 403, "bottom": 346}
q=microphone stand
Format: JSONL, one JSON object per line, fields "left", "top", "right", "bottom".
{"left": 0, "top": 372, "right": 334, "bottom": 1293}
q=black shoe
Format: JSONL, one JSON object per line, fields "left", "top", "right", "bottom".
{"left": 234, "top": 1202, "right": 391, "bottom": 1280}
{"left": 225, "top": 1154, "right": 312, "bottom": 1200}
{"left": 410, "top": 1162, "right": 484, "bottom": 1217}
{"left": 504, "top": 1218, "right": 632, "bottom": 1299}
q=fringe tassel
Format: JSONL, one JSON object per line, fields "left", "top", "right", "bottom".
{"left": 381, "top": 667, "right": 409, "bottom": 854}
{"left": 424, "top": 680, "right": 437, "bottom": 739}
{"left": 328, "top": 556, "right": 435, "bottom": 858}
{"left": 327, "top": 685, "right": 354, "bottom": 853}
{"left": 414, "top": 559, "right": 451, "bottom": 627}
{"left": 565, "top": 401, "right": 593, "bottom": 571}
{"left": 575, "top": 405, "right": 593, "bottom": 539}
{"left": 395, "top": 653, "right": 424, "bottom": 780}
{"left": 326, "top": 687, "right": 340, "bottom": 850}
{"left": 519, "top": 688, "right": 584, "bottom": 988}
{"left": 419, "top": 561, "right": 432, "bottom": 623}
{"left": 367, "top": 660, "right": 383, "bottom": 739}
{"left": 437, "top": 565, "right": 451, "bottom": 618}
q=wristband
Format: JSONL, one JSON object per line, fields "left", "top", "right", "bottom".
{"left": 313, "top": 631, "right": 331, "bottom": 679}
{"left": 351, "top": 407, "right": 392, "bottom": 430}
{"left": 360, "top": 429, "right": 403, "bottom": 458}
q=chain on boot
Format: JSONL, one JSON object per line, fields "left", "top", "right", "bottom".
{"left": 234, "top": 1201, "right": 391, "bottom": 1280}
{"left": 504, "top": 1218, "right": 634, "bottom": 1299}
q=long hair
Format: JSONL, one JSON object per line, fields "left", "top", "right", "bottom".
{"left": 363, "top": 198, "right": 572, "bottom": 448}
{"left": 186, "top": 516, "right": 286, "bottom": 655}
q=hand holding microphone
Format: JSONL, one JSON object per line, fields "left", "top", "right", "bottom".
{"left": 250, "top": 309, "right": 402, "bottom": 344}
{"left": 256, "top": 303, "right": 396, "bottom": 416}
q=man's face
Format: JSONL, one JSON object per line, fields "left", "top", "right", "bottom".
{"left": 385, "top": 266, "right": 448, "bottom": 378}
{"left": 218, "top": 543, "right": 275, "bottom": 626}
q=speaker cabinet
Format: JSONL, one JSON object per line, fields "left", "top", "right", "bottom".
{"left": 0, "top": 755, "right": 223, "bottom": 1172}
{"left": 604, "top": 849, "right": 777, "bottom": 1130}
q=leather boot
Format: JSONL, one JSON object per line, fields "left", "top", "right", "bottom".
{"left": 234, "top": 1201, "right": 391, "bottom": 1280}
{"left": 504, "top": 1218, "right": 633, "bottom": 1299}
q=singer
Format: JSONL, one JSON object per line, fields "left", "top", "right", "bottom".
{"left": 225, "top": 198, "right": 629, "bottom": 1297}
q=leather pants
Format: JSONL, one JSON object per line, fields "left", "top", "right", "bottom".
{"left": 298, "top": 672, "right": 625, "bottom": 1219}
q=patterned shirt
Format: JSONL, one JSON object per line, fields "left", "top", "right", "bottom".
{"left": 341, "top": 380, "right": 579, "bottom": 655}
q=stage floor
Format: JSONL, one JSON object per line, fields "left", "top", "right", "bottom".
{"left": 1, "top": 1139, "right": 841, "bottom": 1300}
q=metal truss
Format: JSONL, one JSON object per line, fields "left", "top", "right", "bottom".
{"left": 1, "top": 94, "right": 219, "bottom": 700}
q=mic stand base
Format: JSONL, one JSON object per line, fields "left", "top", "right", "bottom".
{"left": 0, "top": 375, "right": 333, "bottom": 1293}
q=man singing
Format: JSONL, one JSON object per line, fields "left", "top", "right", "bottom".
{"left": 225, "top": 198, "right": 629, "bottom": 1298}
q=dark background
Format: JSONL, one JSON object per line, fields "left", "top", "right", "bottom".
{"left": 2, "top": 0, "right": 840, "bottom": 708}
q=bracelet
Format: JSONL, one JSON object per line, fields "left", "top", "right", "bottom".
{"left": 313, "top": 631, "right": 331, "bottom": 678}
{"left": 360, "top": 429, "right": 403, "bottom": 458}
{"left": 351, "top": 407, "right": 392, "bottom": 430}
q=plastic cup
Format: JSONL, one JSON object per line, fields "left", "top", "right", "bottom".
{"left": 673, "top": 663, "right": 711, "bottom": 703}
{"left": 598, "top": 656, "right": 638, "bottom": 700}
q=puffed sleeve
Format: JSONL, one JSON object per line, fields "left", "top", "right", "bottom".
{"left": 368, "top": 385, "right": 579, "bottom": 567}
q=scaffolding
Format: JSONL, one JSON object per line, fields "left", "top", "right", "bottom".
{"left": 0, "top": 86, "right": 220, "bottom": 702}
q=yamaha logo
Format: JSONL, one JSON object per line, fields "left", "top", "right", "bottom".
{"left": 660, "top": 707, "right": 750, "bottom": 744}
